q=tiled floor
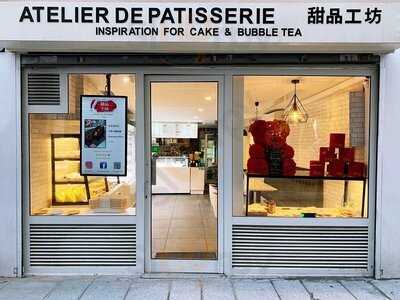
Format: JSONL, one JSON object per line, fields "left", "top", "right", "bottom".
{"left": 0, "top": 276, "right": 398, "bottom": 300}
{"left": 152, "top": 194, "right": 217, "bottom": 258}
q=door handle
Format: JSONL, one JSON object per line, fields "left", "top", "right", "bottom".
{"left": 151, "top": 157, "right": 157, "bottom": 185}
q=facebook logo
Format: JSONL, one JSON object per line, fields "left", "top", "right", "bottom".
{"left": 100, "top": 162, "right": 107, "bottom": 169}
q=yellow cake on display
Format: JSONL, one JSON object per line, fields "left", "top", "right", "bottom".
{"left": 55, "top": 185, "right": 87, "bottom": 203}
{"left": 248, "top": 202, "right": 357, "bottom": 218}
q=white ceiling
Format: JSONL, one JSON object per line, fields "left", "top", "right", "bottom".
{"left": 151, "top": 82, "right": 218, "bottom": 124}
{"left": 243, "top": 76, "right": 365, "bottom": 124}
{"left": 83, "top": 74, "right": 136, "bottom": 112}
{"left": 83, "top": 74, "right": 365, "bottom": 124}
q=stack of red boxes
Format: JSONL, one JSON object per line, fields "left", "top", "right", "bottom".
{"left": 247, "top": 119, "right": 296, "bottom": 176}
{"left": 309, "top": 133, "right": 365, "bottom": 177}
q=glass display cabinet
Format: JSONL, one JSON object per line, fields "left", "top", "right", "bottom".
{"left": 51, "top": 134, "right": 108, "bottom": 205}
{"left": 245, "top": 170, "right": 367, "bottom": 218}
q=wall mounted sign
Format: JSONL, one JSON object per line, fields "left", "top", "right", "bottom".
{"left": 0, "top": 2, "right": 398, "bottom": 45}
{"left": 152, "top": 122, "right": 198, "bottom": 139}
{"left": 80, "top": 95, "right": 127, "bottom": 176}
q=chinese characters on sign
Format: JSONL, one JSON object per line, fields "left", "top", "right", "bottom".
{"left": 80, "top": 95, "right": 127, "bottom": 176}
{"left": 0, "top": 3, "right": 391, "bottom": 42}
{"left": 308, "top": 7, "right": 382, "bottom": 25}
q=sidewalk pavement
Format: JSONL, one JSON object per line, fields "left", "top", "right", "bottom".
{"left": 0, "top": 275, "right": 399, "bottom": 300}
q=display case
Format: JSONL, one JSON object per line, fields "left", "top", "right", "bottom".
{"left": 51, "top": 134, "right": 108, "bottom": 205}
{"left": 245, "top": 170, "right": 367, "bottom": 218}
{"left": 156, "top": 156, "right": 188, "bottom": 167}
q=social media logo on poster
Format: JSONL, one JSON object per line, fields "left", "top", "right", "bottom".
{"left": 100, "top": 162, "right": 108, "bottom": 169}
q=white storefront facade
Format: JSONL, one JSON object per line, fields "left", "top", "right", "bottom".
{"left": 1, "top": 0, "right": 400, "bottom": 279}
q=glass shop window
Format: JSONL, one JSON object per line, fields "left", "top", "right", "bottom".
{"left": 29, "top": 74, "right": 136, "bottom": 216}
{"left": 234, "top": 76, "right": 370, "bottom": 218}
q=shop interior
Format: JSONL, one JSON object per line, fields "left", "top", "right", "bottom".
{"left": 29, "top": 74, "right": 137, "bottom": 216}
{"left": 28, "top": 75, "right": 219, "bottom": 260}
{"left": 150, "top": 82, "right": 218, "bottom": 260}
{"left": 28, "top": 72, "right": 370, "bottom": 261}
{"left": 237, "top": 76, "right": 369, "bottom": 218}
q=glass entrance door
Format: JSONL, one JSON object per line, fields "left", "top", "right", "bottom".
{"left": 145, "top": 75, "right": 222, "bottom": 273}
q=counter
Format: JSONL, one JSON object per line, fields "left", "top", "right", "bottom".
{"left": 152, "top": 156, "right": 205, "bottom": 194}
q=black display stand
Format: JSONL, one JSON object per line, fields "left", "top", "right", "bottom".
{"left": 245, "top": 171, "right": 367, "bottom": 217}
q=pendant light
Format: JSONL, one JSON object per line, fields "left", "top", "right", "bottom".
{"left": 103, "top": 73, "right": 115, "bottom": 96}
{"left": 283, "top": 79, "right": 309, "bottom": 124}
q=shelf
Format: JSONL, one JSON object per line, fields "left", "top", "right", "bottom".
{"left": 245, "top": 169, "right": 368, "bottom": 217}
{"left": 54, "top": 157, "right": 80, "bottom": 161}
{"left": 55, "top": 179, "right": 105, "bottom": 185}
{"left": 55, "top": 181, "right": 85, "bottom": 185}
{"left": 245, "top": 171, "right": 367, "bottom": 182}
{"left": 51, "top": 134, "right": 108, "bottom": 206}
{"left": 52, "top": 201, "right": 89, "bottom": 206}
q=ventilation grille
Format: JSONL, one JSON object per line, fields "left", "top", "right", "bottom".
{"left": 232, "top": 225, "right": 369, "bottom": 269}
{"left": 27, "top": 73, "right": 61, "bottom": 106}
{"left": 30, "top": 224, "right": 136, "bottom": 267}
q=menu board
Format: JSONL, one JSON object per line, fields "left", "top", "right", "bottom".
{"left": 153, "top": 122, "right": 198, "bottom": 138}
{"left": 80, "top": 95, "right": 127, "bottom": 176}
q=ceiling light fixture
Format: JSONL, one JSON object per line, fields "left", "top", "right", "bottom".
{"left": 204, "top": 96, "right": 212, "bottom": 101}
{"left": 102, "top": 73, "right": 115, "bottom": 96}
{"left": 283, "top": 79, "right": 309, "bottom": 124}
{"left": 197, "top": 108, "right": 204, "bottom": 112}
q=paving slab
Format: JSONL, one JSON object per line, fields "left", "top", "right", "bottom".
{"left": 79, "top": 276, "right": 132, "bottom": 300}
{"left": 232, "top": 279, "right": 280, "bottom": 300}
{"left": 271, "top": 279, "right": 310, "bottom": 300}
{"left": 125, "top": 279, "right": 170, "bottom": 300}
{"left": 169, "top": 279, "right": 201, "bottom": 300}
{"left": 302, "top": 280, "right": 356, "bottom": 300}
{"left": 0, "top": 277, "right": 58, "bottom": 300}
{"left": 0, "top": 279, "right": 9, "bottom": 290}
{"left": 340, "top": 280, "right": 389, "bottom": 300}
{"left": 0, "top": 276, "right": 400, "bottom": 300}
{"left": 370, "top": 279, "right": 400, "bottom": 299}
{"left": 45, "top": 276, "right": 94, "bottom": 300}
{"left": 201, "top": 278, "right": 235, "bottom": 300}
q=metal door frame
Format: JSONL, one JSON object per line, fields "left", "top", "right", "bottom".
{"left": 19, "top": 64, "right": 377, "bottom": 277}
{"left": 144, "top": 74, "right": 225, "bottom": 273}
{"left": 228, "top": 66, "right": 378, "bottom": 277}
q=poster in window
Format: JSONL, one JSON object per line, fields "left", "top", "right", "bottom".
{"left": 80, "top": 95, "right": 127, "bottom": 176}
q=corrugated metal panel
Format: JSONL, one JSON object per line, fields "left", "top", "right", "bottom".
{"left": 30, "top": 224, "right": 136, "bottom": 266}
{"left": 232, "top": 225, "right": 369, "bottom": 269}
{"left": 27, "top": 73, "right": 60, "bottom": 106}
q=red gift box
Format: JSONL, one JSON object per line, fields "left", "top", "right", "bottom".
{"left": 339, "top": 147, "right": 355, "bottom": 162}
{"left": 330, "top": 133, "right": 346, "bottom": 148}
{"left": 309, "top": 160, "right": 325, "bottom": 177}
{"left": 319, "top": 147, "right": 336, "bottom": 162}
{"left": 327, "top": 159, "right": 345, "bottom": 177}
{"left": 348, "top": 162, "right": 365, "bottom": 177}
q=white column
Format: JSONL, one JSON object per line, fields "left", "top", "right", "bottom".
{"left": 376, "top": 50, "right": 400, "bottom": 278}
{"left": 0, "top": 51, "right": 21, "bottom": 277}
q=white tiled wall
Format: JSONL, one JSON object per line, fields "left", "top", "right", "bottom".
{"left": 286, "top": 84, "right": 367, "bottom": 212}
{"left": 29, "top": 74, "right": 83, "bottom": 213}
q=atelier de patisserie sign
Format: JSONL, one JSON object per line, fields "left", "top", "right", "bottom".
{"left": 0, "top": 2, "right": 397, "bottom": 44}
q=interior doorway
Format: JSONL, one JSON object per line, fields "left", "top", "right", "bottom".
{"left": 145, "top": 75, "right": 223, "bottom": 273}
